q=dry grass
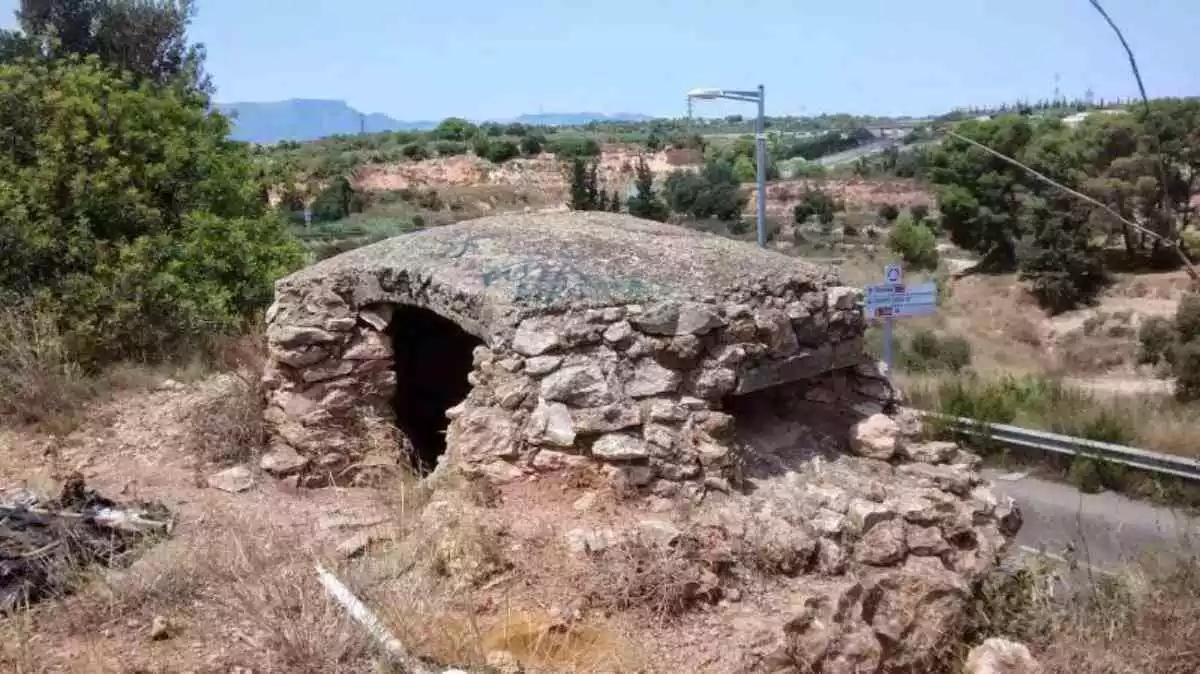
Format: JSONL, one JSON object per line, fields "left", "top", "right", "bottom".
{"left": 582, "top": 533, "right": 726, "bottom": 622}
{"left": 184, "top": 330, "right": 270, "bottom": 466}
{"left": 1, "top": 513, "right": 388, "bottom": 674}
{"left": 902, "top": 371, "right": 1200, "bottom": 461}
{"left": 974, "top": 553, "right": 1200, "bottom": 673}
{"left": 0, "top": 306, "right": 98, "bottom": 434}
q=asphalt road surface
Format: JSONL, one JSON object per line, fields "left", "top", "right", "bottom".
{"left": 985, "top": 468, "right": 1200, "bottom": 572}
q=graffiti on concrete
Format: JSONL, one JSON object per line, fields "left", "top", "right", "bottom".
{"left": 432, "top": 231, "right": 657, "bottom": 303}
{"left": 481, "top": 257, "right": 655, "bottom": 303}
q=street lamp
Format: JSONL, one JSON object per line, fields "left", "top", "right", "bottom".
{"left": 687, "top": 85, "right": 767, "bottom": 248}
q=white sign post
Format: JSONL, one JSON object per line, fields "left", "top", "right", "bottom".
{"left": 864, "top": 262, "right": 938, "bottom": 373}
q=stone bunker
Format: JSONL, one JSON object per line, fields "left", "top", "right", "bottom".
{"left": 262, "top": 212, "right": 895, "bottom": 490}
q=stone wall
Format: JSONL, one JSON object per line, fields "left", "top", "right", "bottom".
{"left": 260, "top": 262, "right": 891, "bottom": 491}
{"left": 443, "top": 284, "right": 893, "bottom": 496}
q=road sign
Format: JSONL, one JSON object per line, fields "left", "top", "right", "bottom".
{"left": 864, "top": 281, "right": 937, "bottom": 318}
{"left": 866, "top": 263, "right": 938, "bottom": 373}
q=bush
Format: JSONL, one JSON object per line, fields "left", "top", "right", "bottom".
{"left": 400, "top": 143, "right": 430, "bottom": 160}
{"left": 433, "top": 141, "right": 467, "bottom": 157}
{"left": 792, "top": 188, "right": 836, "bottom": 225}
{"left": 309, "top": 176, "right": 365, "bottom": 222}
{"left": 0, "top": 55, "right": 303, "bottom": 366}
{"left": 519, "top": 134, "right": 543, "bottom": 156}
{"left": 1138, "top": 316, "right": 1176, "bottom": 365}
{"left": 1173, "top": 339, "right": 1200, "bottom": 402}
{"left": 910, "top": 204, "right": 930, "bottom": 223}
{"left": 1175, "top": 293, "right": 1200, "bottom": 343}
{"left": 482, "top": 139, "right": 520, "bottom": 164}
{"left": 888, "top": 216, "right": 940, "bottom": 270}
{"left": 548, "top": 136, "right": 601, "bottom": 158}
{"left": 878, "top": 203, "right": 900, "bottom": 222}
{"left": 903, "top": 329, "right": 972, "bottom": 373}
{"left": 662, "top": 160, "right": 746, "bottom": 222}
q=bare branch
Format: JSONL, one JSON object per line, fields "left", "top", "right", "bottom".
{"left": 1087, "top": 0, "right": 1178, "bottom": 245}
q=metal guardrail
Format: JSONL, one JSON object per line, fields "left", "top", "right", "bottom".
{"left": 923, "top": 412, "right": 1200, "bottom": 483}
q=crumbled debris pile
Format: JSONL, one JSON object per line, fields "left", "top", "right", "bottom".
{"left": 1, "top": 474, "right": 173, "bottom": 611}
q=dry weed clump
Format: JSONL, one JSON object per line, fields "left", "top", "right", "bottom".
{"left": 48, "top": 515, "right": 387, "bottom": 673}
{"left": 583, "top": 533, "right": 727, "bottom": 621}
{"left": 0, "top": 306, "right": 96, "bottom": 433}
{"left": 184, "top": 331, "right": 270, "bottom": 466}
{"left": 973, "top": 554, "right": 1200, "bottom": 674}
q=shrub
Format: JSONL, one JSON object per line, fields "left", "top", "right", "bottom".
{"left": 309, "top": 176, "right": 365, "bottom": 222}
{"left": 519, "top": 134, "right": 543, "bottom": 156}
{"left": 400, "top": 143, "right": 430, "bottom": 160}
{"left": 433, "top": 141, "right": 467, "bottom": 157}
{"left": 877, "top": 203, "right": 900, "bottom": 222}
{"left": 1138, "top": 316, "right": 1176, "bottom": 365}
{"left": 888, "top": 216, "right": 940, "bottom": 270}
{"left": 548, "top": 136, "right": 601, "bottom": 158}
{"left": 482, "top": 139, "right": 520, "bottom": 164}
{"left": 0, "top": 55, "right": 303, "bottom": 366}
{"left": 662, "top": 160, "right": 745, "bottom": 222}
{"left": 904, "top": 329, "right": 972, "bottom": 373}
{"left": 910, "top": 204, "right": 930, "bottom": 223}
{"left": 1175, "top": 293, "right": 1200, "bottom": 343}
{"left": 792, "top": 188, "right": 836, "bottom": 225}
{"left": 1173, "top": 339, "right": 1200, "bottom": 402}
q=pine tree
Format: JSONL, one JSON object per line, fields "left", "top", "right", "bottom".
{"left": 627, "top": 156, "right": 669, "bottom": 222}
{"left": 568, "top": 158, "right": 591, "bottom": 211}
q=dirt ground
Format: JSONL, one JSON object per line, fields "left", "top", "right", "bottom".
{"left": 0, "top": 378, "right": 396, "bottom": 673}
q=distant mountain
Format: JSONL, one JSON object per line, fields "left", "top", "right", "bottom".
{"left": 214, "top": 99, "right": 436, "bottom": 144}
{"left": 214, "top": 99, "right": 653, "bottom": 144}
{"left": 505, "top": 112, "right": 654, "bottom": 126}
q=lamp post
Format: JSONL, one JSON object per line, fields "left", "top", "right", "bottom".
{"left": 687, "top": 85, "right": 767, "bottom": 248}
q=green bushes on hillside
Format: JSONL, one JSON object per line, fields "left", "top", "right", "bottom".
{"left": 0, "top": 54, "right": 302, "bottom": 365}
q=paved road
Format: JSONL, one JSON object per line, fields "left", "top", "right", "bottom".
{"left": 985, "top": 468, "right": 1200, "bottom": 572}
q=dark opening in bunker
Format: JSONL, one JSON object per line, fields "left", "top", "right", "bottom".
{"left": 389, "top": 305, "right": 483, "bottom": 474}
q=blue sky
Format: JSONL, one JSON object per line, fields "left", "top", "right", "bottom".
{"left": 3, "top": 1, "right": 1198, "bottom": 120}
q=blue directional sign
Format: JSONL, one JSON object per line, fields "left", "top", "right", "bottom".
{"left": 864, "top": 281, "right": 938, "bottom": 318}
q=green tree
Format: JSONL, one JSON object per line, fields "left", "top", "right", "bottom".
{"left": 433, "top": 117, "right": 477, "bottom": 142}
{"left": 627, "top": 156, "right": 668, "bottom": 222}
{"left": 568, "top": 158, "right": 601, "bottom": 211}
{"left": 887, "top": 215, "right": 939, "bottom": 271}
{"left": 732, "top": 155, "right": 756, "bottom": 183}
{"left": 0, "top": 54, "right": 301, "bottom": 363}
{"left": 926, "top": 115, "right": 1037, "bottom": 269}
{"left": 15, "top": 0, "right": 211, "bottom": 94}
{"left": 663, "top": 160, "right": 745, "bottom": 221}
{"left": 1016, "top": 195, "right": 1109, "bottom": 313}
{"left": 519, "top": 134, "right": 543, "bottom": 156}
{"left": 310, "top": 175, "right": 364, "bottom": 222}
